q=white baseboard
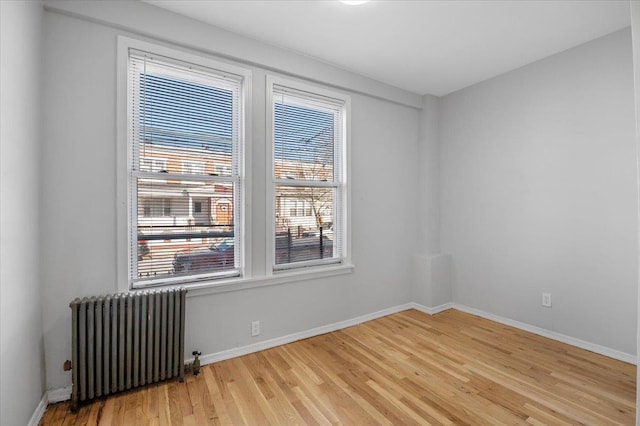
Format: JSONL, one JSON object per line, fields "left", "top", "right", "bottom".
{"left": 46, "top": 304, "right": 416, "bottom": 402}
{"left": 410, "top": 302, "right": 452, "bottom": 315}
{"left": 188, "top": 303, "right": 415, "bottom": 365}
{"left": 28, "top": 394, "right": 48, "bottom": 426}
{"left": 45, "top": 300, "right": 635, "bottom": 408}
{"left": 47, "top": 386, "right": 71, "bottom": 403}
{"left": 189, "top": 301, "right": 636, "bottom": 366}
{"left": 451, "top": 303, "right": 637, "bottom": 365}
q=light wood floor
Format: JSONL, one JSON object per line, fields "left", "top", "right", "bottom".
{"left": 40, "top": 309, "right": 636, "bottom": 425}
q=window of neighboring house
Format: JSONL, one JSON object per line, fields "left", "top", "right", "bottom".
{"left": 140, "top": 157, "right": 167, "bottom": 173}
{"left": 182, "top": 160, "right": 205, "bottom": 175}
{"left": 268, "top": 76, "right": 349, "bottom": 271}
{"left": 126, "top": 44, "right": 247, "bottom": 288}
{"left": 214, "top": 164, "right": 232, "bottom": 176}
{"left": 141, "top": 198, "right": 172, "bottom": 217}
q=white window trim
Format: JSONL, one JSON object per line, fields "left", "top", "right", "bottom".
{"left": 265, "top": 75, "right": 352, "bottom": 276}
{"left": 116, "top": 36, "right": 252, "bottom": 292}
{"left": 186, "top": 263, "right": 355, "bottom": 297}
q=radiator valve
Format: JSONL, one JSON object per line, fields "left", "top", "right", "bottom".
{"left": 192, "top": 351, "right": 202, "bottom": 376}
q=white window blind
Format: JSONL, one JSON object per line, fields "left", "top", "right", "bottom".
{"left": 271, "top": 82, "right": 347, "bottom": 270}
{"left": 127, "top": 49, "right": 244, "bottom": 287}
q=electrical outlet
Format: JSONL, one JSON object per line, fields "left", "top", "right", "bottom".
{"left": 542, "top": 292, "right": 552, "bottom": 308}
{"left": 251, "top": 320, "right": 260, "bottom": 337}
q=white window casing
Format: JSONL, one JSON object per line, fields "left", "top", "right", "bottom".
{"left": 266, "top": 75, "right": 351, "bottom": 273}
{"left": 118, "top": 37, "right": 250, "bottom": 289}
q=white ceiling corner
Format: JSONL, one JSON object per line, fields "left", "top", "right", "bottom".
{"left": 144, "top": 0, "right": 631, "bottom": 96}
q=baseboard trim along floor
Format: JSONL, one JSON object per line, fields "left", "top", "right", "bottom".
{"left": 42, "top": 300, "right": 636, "bottom": 413}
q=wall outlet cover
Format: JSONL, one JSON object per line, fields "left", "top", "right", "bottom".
{"left": 251, "top": 320, "right": 260, "bottom": 336}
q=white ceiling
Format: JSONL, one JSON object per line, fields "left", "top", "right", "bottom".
{"left": 146, "top": 0, "right": 631, "bottom": 96}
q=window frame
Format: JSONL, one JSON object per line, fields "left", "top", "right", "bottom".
{"left": 265, "top": 75, "right": 351, "bottom": 274}
{"left": 116, "top": 36, "right": 252, "bottom": 291}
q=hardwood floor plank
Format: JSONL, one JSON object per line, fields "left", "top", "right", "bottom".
{"left": 228, "top": 356, "right": 282, "bottom": 425}
{"left": 39, "top": 401, "right": 59, "bottom": 425}
{"left": 74, "top": 403, "right": 92, "bottom": 426}
{"left": 241, "top": 353, "right": 306, "bottom": 425}
{"left": 39, "top": 309, "right": 636, "bottom": 425}
{"left": 202, "top": 366, "right": 233, "bottom": 425}
{"left": 211, "top": 363, "right": 246, "bottom": 425}
{"left": 61, "top": 403, "right": 77, "bottom": 426}
{"left": 146, "top": 384, "right": 159, "bottom": 420}
{"left": 97, "top": 397, "right": 115, "bottom": 426}
{"left": 84, "top": 399, "right": 102, "bottom": 425}
{"left": 122, "top": 391, "right": 137, "bottom": 425}
{"left": 136, "top": 387, "right": 150, "bottom": 425}
{"left": 522, "top": 402, "right": 576, "bottom": 425}
{"left": 177, "top": 378, "right": 193, "bottom": 418}
{"left": 166, "top": 381, "right": 184, "bottom": 426}
{"left": 273, "top": 348, "right": 340, "bottom": 424}
{"left": 296, "top": 348, "right": 394, "bottom": 424}
{"left": 187, "top": 373, "right": 214, "bottom": 424}
{"left": 157, "top": 382, "right": 171, "bottom": 425}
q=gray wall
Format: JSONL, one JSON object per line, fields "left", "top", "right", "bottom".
{"left": 440, "top": 29, "right": 638, "bottom": 355}
{"left": 632, "top": 1, "right": 640, "bottom": 423}
{"left": 18, "top": 0, "right": 639, "bottom": 404}
{"left": 417, "top": 95, "right": 442, "bottom": 256}
{"left": 40, "top": 3, "right": 420, "bottom": 392}
{"left": 412, "top": 94, "right": 452, "bottom": 308}
{"left": 0, "top": 1, "right": 46, "bottom": 424}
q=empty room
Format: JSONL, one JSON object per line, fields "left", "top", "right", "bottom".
{"left": 2, "top": 0, "right": 640, "bottom": 424}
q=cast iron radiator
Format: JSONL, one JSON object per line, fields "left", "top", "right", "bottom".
{"left": 69, "top": 288, "right": 187, "bottom": 406}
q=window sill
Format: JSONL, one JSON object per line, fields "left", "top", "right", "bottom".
{"left": 184, "top": 263, "right": 355, "bottom": 298}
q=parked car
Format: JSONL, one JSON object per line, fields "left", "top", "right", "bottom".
{"left": 173, "top": 238, "right": 234, "bottom": 273}
{"left": 173, "top": 234, "right": 334, "bottom": 273}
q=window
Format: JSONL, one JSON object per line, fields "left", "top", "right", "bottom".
{"left": 268, "top": 77, "right": 349, "bottom": 270}
{"left": 182, "top": 160, "right": 205, "bottom": 175}
{"left": 214, "top": 164, "right": 232, "bottom": 176}
{"left": 140, "top": 157, "right": 167, "bottom": 173}
{"left": 141, "top": 198, "right": 172, "bottom": 217}
{"left": 126, "top": 45, "right": 247, "bottom": 288}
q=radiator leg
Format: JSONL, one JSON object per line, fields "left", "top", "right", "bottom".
{"left": 70, "top": 393, "right": 79, "bottom": 414}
